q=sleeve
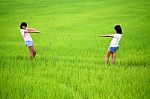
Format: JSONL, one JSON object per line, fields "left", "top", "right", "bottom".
{"left": 20, "top": 29, "right": 28, "bottom": 36}
{"left": 113, "top": 34, "right": 118, "bottom": 38}
{"left": 20, "top": 29, "right": 25, "bottom": 36}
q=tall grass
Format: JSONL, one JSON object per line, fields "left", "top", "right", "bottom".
{"left": 0, "top": 0, "right": 150, "bottom": 98}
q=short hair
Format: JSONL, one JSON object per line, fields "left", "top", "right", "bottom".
{"left": 114, "top": 25, "right": 122, "bottom": 34}
{"left": 20, "top": 22, "right": 27, "bottom": 29}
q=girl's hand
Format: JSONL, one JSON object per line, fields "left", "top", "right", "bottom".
{"left": 36, "top": 31, "right": 40, "bottom": 33}
{"left": 100, "top": 34, "right": 103, "bottom": 37}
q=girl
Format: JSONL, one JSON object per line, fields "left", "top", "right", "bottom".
{"left": 20, "top": 22, "right": 40, "bottom": 60}
{"left": 100, "top": 25, "right": 122, "bottom": 64}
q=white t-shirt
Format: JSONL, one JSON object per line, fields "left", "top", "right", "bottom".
{"left": 110, "top": 34, "right": 122, "bottom": 47}
{"left": 20, "top": 29, "right": 33, "bottom": 42}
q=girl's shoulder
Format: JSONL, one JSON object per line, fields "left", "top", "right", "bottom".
{"left": 114, "top": 33, "right": 122, "bottom": 37}
{"left": 115, "top": 33, "right": 122, "bottom": 36}
{"left": 20, "top": 29, "right": 26, "bottom": 34}
{"left": 20, "top": 29, "right": 24, "bottom": 31}
{"left": 20, "top": 29, "right": 27, "bottom": 32}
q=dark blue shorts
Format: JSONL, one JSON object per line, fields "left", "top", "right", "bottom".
{"left": 109, "top": 46, "right": 119, "bottom": 53}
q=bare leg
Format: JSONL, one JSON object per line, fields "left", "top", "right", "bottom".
{"left": 105, "top": 50, "right": 112, "bottom": 64}
{"left": 112, "top": 52, "right": 116, "bottom": 64}
{"left": 28, "top": 46, "right": 36, "bottom": 61}
{"left": 32, "top": 46, "right": 36, "bottom": 57}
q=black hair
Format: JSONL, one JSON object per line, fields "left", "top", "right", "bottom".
{"left": 114, "top": 25, "right": 122, "bottom": 34}
{"left": 20, "top": 22, "right": 27, "bottom": 29}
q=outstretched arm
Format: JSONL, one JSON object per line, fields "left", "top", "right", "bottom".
{"left": 100, "top": 34, "right": 114, "bottom": 38}
{"left": 24, "top": 28, "right": 40, "bottom": 33}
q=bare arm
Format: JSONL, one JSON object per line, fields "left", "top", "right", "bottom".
{"left": 100, "top": 34, "right": 114, "bottom": 38}
{"left": 24, "top": 28, "right": 40, "bottom": 33}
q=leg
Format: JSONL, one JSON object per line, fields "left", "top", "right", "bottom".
{"left": 112, "top": 52, "right": 116, "bottom": 64}
{"left": 32, "top": 46, "right": 36, "bottom": 57}
{"left": 28, "top": 46, "right": 36, "bottom": 60}
{"left": 105, "top": 50, "right": 112, "bottom": 64}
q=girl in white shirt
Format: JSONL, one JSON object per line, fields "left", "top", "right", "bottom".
{"left": 101, "top": 25, "right": 122, "bottom": 64}
{"left": 20, "top": 22, "right": 40, "bottom": 61}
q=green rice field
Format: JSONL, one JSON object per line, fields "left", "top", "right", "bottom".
{"left": 0, "top": 0, "right": 150, "bottom": 98}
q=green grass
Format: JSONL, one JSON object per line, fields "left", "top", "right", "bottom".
{"left": 0, "top": 0, "right": 150, "bottom": 98}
